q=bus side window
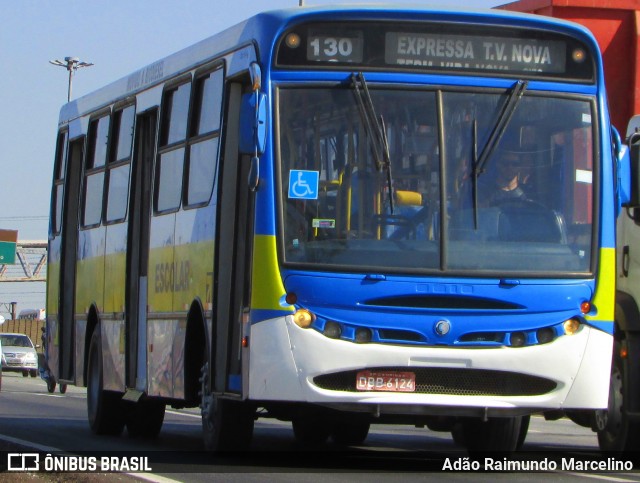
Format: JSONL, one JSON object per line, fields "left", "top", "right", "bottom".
{"left": 83, "top": 114, "right": 110, "bottom": 227}
{"left": 186, "top": 67, "right": 224, "bottom": 207}
{"left": 105, "top": 105, "right": 135, "bottom": 223}
{"left": 156, "top": 81, "right": 191, "bottom": 213}
{"left": 51, "top": 130, "right": 68, "bottom": 235}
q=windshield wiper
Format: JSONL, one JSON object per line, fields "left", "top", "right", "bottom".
{"left": 474, "top": 79, "right": 528, "bottom": 177}
{"left": 351, "top": 72, "right": 394, "bottom": 214}
{"left": 471, "top": 79, "right": 528, "bottom": 228}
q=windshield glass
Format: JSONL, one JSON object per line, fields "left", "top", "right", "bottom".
{"left": 278, "top": 84, "right": 594, "bottom": 275}
{"left": 0, "top": 335, "right": 33, "bottom": 348}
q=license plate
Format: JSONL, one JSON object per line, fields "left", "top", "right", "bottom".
{"left": 356, "top": 370, "right": 416, "bottom": 392}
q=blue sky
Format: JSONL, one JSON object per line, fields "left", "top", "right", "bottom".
{"left": 0, "top": 0, "right": 501, "bottom": 315}
{"left": 1, "top": 0, "right": 500, "bottom": 241}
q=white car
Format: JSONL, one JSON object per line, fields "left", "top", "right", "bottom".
{"left": 0, "top": 333, "right": 38, "bottom": 377}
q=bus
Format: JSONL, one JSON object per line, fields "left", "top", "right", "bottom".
{"left": 45, "top": 5, "right": 627, "bottom": 452}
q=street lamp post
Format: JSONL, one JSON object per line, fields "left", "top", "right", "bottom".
{"left": 49, "top": 56, "right": 94, "bottom": 102}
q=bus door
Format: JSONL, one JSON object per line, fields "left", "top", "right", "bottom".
{"left": 58, "top": 137, "right": 84, "bottom": 382}
{"left": 126, "top": 110, "right": 157, "bottom": 390}
{"left": 213, "top": 81, "right": 255, "bottom": 394}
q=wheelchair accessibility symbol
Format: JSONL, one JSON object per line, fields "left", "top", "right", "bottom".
{"left": 288, "top": 170, "right": 319, "bottom": 200}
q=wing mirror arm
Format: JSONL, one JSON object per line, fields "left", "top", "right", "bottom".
{"left": 240, "top": 63, "right": 266, "bottom": 192}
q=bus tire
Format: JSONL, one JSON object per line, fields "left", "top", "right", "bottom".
{"left": 330, "top": 420, "right": 370, "bottom": 446}
{"left": 200, "top": 362, "right": 254, "bottom": 451}
{"left": 460, "top": 416, "right": 523, "bottom": 452}
{"left": 451, "top": 422, "right": 465, "bottom": 447}
{"left": 292, "top": 416, "right": 331, "bottom": 445}
{"left": 516, "top": 415, "right": 530, "bottom": 450}
{"left": 126, "top": 399, "right": 165, "bottom": 439}
{"left": 597, "top": 341, "right": 640, "bottom": 451}
{"left": 87, "top": 328, "right": 125, "bottom": 436}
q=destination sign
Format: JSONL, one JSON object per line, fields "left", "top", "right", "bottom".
{"left": 276, "top": 21, "right": 594, "bottom": 81}
{"left": 385, "top": 32, "right": 566, "bottom": 74}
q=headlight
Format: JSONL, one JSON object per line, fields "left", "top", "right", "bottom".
{"left": 24, "top": 353, "right": 37, "bottom": 361}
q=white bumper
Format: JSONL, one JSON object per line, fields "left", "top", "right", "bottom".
{"left": 248, "top": 315, "right": 612, "bottom": 414}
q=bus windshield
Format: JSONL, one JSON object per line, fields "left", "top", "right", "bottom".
{"left": 278, "top": 83, "right": 595, "bottom": 275}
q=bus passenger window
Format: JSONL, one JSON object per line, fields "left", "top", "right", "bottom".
{"left": 161, "top": 82, "right": 191, "bottom": 146}
{"left": 83, "top": 115, "right": 110, "bottom": 227}
{"left": 186, "top": 68, "right": 223, "bottom": 206}
{"left": 105, "top": 105, "right": 135, "bottom": 222}
{"left": 51, "top": 131, "right": 68, "bottom": 234}
{"left": 188, "top": 139, "right": 218, "bottom": 205}
{"left": 156, "top": 81, "right": 192, "bottom": 212}
{"left": 156, "top": 149, "right": 185, "bottom": 212}
{"left": 106, "top": 165, "right": 130, "bottom": 222}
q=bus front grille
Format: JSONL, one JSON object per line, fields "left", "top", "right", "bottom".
{"left": 313, "top": 367, "right": 556, "bottom": 396}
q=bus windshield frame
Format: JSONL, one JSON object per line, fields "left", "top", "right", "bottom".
{"left": 276, "top": 81, "right": 599, "bottom": 278}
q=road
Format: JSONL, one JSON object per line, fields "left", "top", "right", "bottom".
{"left": 1, "top": 371, "right": 639, "bottom": 482}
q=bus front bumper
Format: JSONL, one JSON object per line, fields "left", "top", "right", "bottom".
{"left": 247, "top": 315, "right": 612, "bottom": 416}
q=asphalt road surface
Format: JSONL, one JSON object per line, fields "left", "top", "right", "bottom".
{"left": 1, "top": 371, "right": 639, "bottom": 482}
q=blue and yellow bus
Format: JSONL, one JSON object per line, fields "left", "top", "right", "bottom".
{"left": 46, "top": 5, "right": 625, "bottom": 451}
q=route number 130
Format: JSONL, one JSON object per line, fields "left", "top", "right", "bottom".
{"left": 307, "top": 35, "right": 362, "bottom": 62}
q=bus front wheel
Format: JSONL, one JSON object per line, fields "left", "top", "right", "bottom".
{"left": 200, "top": 361, "right": 254, "bottom": 451}
{"left": 292, "top": 416, "right": 331, "bottom": 445}
{"left": 330, "top": 420, "right": 370, "bottom": 446}
{"left": 597, "top": 340, "right": 640, "bottom": 451}
{"left": 457, "top": 416, "right": 523, "bottom": 452}
{"left": 87, "top": 328, "right": 125, "bottom": 436}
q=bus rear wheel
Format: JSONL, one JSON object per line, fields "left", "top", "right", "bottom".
{"left": 200, "top": 362, "right": 254, "bottom": 451}
{"left": 87, "top": 328, "right": 125, "bottom": 436}
{"left": 457, "top": 416, "right": 523, "bottom": 452}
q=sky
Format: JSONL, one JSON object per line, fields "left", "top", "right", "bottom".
{"left": 0, "top": 0, "right": 501, "bottom": 316}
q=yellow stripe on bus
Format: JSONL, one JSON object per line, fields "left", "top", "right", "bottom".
{"left": 251, "top": 234, "right": 293, "bottom": 313}
{"left": 585, "top": 247, "right": 615, "bottom": 323}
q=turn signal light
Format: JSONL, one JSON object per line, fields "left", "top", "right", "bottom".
{"left": 292, "top": 309, "right": 314, "bottom": 328}
{"left": 580, "top": 301, "right": 591, "bottom": 314}
{"left": 563, "top": 318, "right": 581, "bottom": 335}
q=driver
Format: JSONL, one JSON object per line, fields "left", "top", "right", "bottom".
{"left": 481, "top": 149, "right": 530, "bottom": 206}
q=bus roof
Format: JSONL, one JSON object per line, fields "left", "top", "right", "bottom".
{"left": 58, "top": 4, "right": 597, "bottom": 125}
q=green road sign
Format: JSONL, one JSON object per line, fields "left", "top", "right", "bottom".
{"left": 0, "top": 230, "right": 18, "bottom": 264}
{"left": 0, "top": 241, "right": 16, "bottom": 264}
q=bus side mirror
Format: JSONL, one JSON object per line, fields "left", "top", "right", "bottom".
{"left": 239, "top": 91, "right": 267, "bottom": 156}
{"left": 624, "top": 116, "right": 640, "bottom": 209}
